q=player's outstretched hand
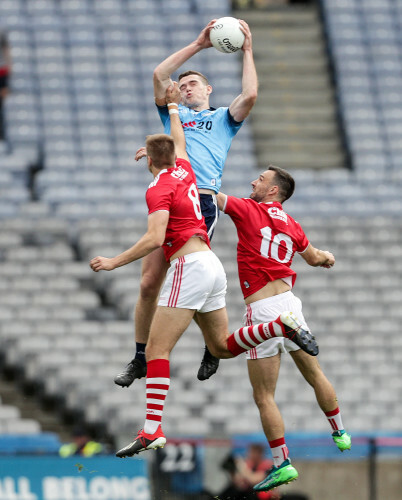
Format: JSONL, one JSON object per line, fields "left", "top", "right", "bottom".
{"left": 194, "top": 19, "right": 216, "bottom": 49}
{"left": 321, "top": 251, "right": 335, "bottom": 268}
{"left": 239, "top": 20, "right": 253, "bottom": 52}
{"left": 90, "top": 256, "right": 116, "bottom": 272}
{"left": 166, "top": 82, "right": 181, "bottom": 105}
{"left": 135, "top": 147, "right": 147, "bottom": 161}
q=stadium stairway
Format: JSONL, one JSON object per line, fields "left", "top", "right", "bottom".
{"left": 234, "top": 4, "right": 346, "bottom": 169}
{"left": 0, "top": 376, "right": 68, "bottom": 440}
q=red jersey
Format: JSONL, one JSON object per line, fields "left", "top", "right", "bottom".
{"left": 146, "top": 157, "right": 210, "bottom": 261}
{"left": 223, "top": 197, "right": 309, "bottom": 299}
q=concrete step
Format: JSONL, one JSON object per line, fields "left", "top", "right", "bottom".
{"left": 259, "top": 74, "right": 331, "bottom": 90}
{"left": 253, "top": 43, "right": 325, "bottom": 59}
{"left": 253, "top": 26, "right": 322, "bottom": 43}
{"left": 0, "top": 376, "right": 72, "bottom": 442}
{"left": 256, "top": 52, "right": 327, "bottom": 65}
{"left": 255, "top": 138, "right": 342, "bottom": 155}
{"left": 257, "top": 90, "right": 334, "bottom": 106}
{"left": 251, "top": 122, "right": 339, "bottom": 138}
{"left": 238, "top": 9, "right": 317, "bottom": 27}
{"left": 258, "top": 152, "right": 345, "bottom": 170}
{"left": 256, "top": 59, "right": 328, "bottom": 76}
{"left": 252, "top": 106, "right": 336, "bottom": 122}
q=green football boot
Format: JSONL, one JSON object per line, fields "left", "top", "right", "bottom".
{"left": 253, "top": 459, "right": 298, "bottom": 492}
{"left": 332, "top": 430, "right": 352, "bottom": 451}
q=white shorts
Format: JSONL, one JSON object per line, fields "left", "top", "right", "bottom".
{"left": 158, "top": 251, "right": 227, "bottom": 313}
{"left": 245, "top": 291, "right": 310, "bottom": 360}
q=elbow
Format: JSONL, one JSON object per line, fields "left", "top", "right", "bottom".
{"left": 152, "top": 237, "right": 164, "bottom": 249}
{"left": 244, "top": 92, "right": 258, "bottom": 109}
{"left": 146, "top": 231, "right": 164, "bottom": 249}
{"left": 153, "top": 67, "right": 162, "bottom": 84}
{"left": 249, "top": 90, "right": 258, "bottom": 103}
{"left": 152, "top": 233, "right": 165, "bottom": 248}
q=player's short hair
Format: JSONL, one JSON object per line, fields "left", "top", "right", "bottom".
{"left": 146, "top": 134, "right": 175, "bottom": 169}
{"left": 268, "top": 164, "right": 295, "bottom": 202}
{"left": 178, "top": 70, "right": 210, "bottom": 86}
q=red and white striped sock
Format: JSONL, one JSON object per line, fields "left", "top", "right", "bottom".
{"left": 227, "top": 316, "right": 285, "bottom": 356}
{"left": 143, "top": 359, "right": 170, "bottom": 435}
{"left": 325, "top": 407, "right": 344, "bottom": 434}
{"left": 269, "top": 437, "right": 290, "bottom": 468}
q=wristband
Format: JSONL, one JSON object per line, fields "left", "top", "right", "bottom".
{"left": 168, "top": 109, "right": 179, "bottom": 115}
{"left": 167, "top": 103, "right": 179, "bottom": 108}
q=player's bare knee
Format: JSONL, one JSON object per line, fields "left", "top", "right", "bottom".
{"left": 206, "top": 344, "right": 222, "bottom": 358}
{"left": 206, "top": 343, "right": 231, "bottom": 359}
{"left": 139, "top": 275, "right": 161, "bottom": 302}
{"left": 253, "top": 390, "right": 273, "bottom": 410}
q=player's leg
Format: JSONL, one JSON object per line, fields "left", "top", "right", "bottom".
{"left": 195, "top": 307, "right": 317, "bottom": 359}
{"left": 117, "top": 251, "right": 223, "bottom": 457}
{"left": 197, "top": 193, "right": 220, "bottom": 381}
{"left": 248, "top": 355, "right": 284, "bottom": 445}
{"left": 195, "top": 307, "right": 232, "bottom": 358}
{"left": 145, "top": 306, "right": 194, "bottom": 360}
{"left": 282, "top": 292, "right": 351, "bottom": 451}
{"left": 116, "top": 306, "right": 195, "bottom": 458}
{"left": 247, "top": 355, "right": 299, "bottom": 492}
{"left": 290, "top": 350, "right": 351, "bottom": 451}
{"left": 114, "top": 248, "right": 169, "bottom": 388}
{"left": 197, "top": 259, "right": 319, "bottom": 358}
{"left": 241, "top": 293, "right": 308, "bottom": 492}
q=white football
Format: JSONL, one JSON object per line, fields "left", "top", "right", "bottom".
{"left": 210, "top": 17, "right": 245, "bottom": 54}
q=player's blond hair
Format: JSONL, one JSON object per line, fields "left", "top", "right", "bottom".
{"left": 178, "top": 70, "right": 210, "bottom": 87}
{"left": 146, "top": 134, "right": 175, "bottom": 169}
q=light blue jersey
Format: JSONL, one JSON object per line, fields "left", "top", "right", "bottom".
{"left": 157, "top": 104, "right": 243, "bottom": 193}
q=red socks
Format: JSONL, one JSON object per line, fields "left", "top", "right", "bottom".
{"left": 325, "top": 407, "right": 344, "bottom": 433}
{"left": 269, "top": 437, "right": 289, "bottom": 467}
{"left": 227, "top": 316, "right": 285, "bottom": 356}
{"left": 143, "top": 359, "right": 170, "bottom": 435}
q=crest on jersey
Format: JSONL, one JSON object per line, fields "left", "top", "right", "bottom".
{"left": 171, "top": 166, "right": 189, "bottom": 181}
{"left": 268, "top": 206, "right": 288, "bottom": 223}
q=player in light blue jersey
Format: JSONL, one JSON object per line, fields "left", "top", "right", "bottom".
{"left": 157, "top": 99, "right": 242, "bottom": 195}
{"left": 114, "top": 20, "right": 258, "bottom": 388}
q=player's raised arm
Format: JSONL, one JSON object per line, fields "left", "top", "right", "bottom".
{"left": 228, "top": 20, "right": 258, "bottom": 122}
{"left": 300, "top": 244, "right": 335, "bottom": 269}
{"left": 166, "top": 83, "right": 189, "bottom": 162}
{"left": 153, "top": 20, "right": 216, "bottom": 105}
{"left": 90, "top": 211, "right": 169, "bottom": 272}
